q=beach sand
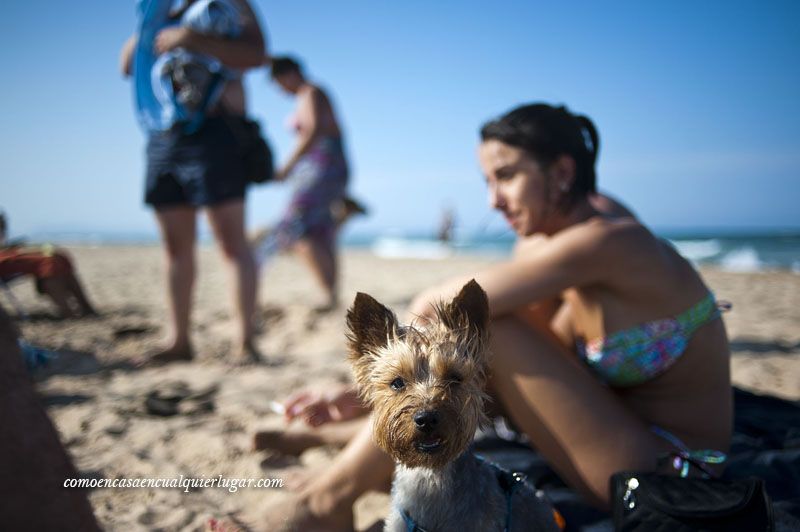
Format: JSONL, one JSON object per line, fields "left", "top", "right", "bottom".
{"left": 11, "top": 245, "right": 800, "bottom": 531}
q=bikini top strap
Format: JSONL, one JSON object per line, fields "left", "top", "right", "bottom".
{"left": 678, "top": 293, "right": 727, "bottom": 336}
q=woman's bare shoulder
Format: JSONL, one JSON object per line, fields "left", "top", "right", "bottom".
{"left": 548, "top": 216, "right": 647, "bottom": 253}
{"left": 525, "top": 217, "right": 660, "bottom": 284}
{"left": 581, "top": 216, "right": 657, "bottom": 249}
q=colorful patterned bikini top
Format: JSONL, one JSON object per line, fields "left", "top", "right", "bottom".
{"left": 577, "top": 293, "right": 724, "bottom": 387}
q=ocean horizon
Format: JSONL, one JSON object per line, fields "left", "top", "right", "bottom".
{"left": 14, "top": 226, "right": 800, "bottom": 274}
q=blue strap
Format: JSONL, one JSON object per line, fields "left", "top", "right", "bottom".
{"left": 398, "top": 507, "right": 426, "bottom": 532}
{"left": 182, "top": 70, "right": 225, "bottom": 134}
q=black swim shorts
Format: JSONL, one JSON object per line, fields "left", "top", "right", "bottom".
{"left": 144, "top": 117, "right": 249, "bottom": 208}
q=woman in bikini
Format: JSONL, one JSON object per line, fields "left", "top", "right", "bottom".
{"left": 255, "top": 55, "right": 350, "bottom": 312}
{"left": 238, "top": 102, "right": 732, "bottom": 531}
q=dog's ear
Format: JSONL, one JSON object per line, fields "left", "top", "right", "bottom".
{"left": 346, "top": 292, "right": 399, "bottom": 388}
{"left": 439, "top": 279, "right": 489, "bottom": 336}
{"left": 347, "top": 292, "right": 399, "bottom": 355}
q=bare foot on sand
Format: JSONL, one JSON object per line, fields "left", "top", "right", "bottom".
{"left": 230, "top": 340, "right": 263, "bottom": 366}
{"left": 253, "top": 419, "right": 365, "bottom": 456}
{"left": 137, "top": 344, "right": 193, "bottom": 367}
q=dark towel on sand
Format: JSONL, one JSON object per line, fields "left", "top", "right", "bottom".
{"left": 473, "top": 387, "right": 800, "bottom": 531}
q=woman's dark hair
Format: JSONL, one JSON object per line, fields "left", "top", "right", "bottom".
{"left": 480, "top": 103, "right": 599, "bottom": 212}
{"left": 270, "top": 56, "right": 303, "bottom": 79}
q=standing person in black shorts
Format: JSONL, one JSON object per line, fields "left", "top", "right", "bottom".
{"left": 120, "top": 0, "right": 267, "bottom": 364}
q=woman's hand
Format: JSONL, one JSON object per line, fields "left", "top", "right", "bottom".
{"left": 154, "top": 27, "right": 192, "bottom": 54}
{"left": 282, "top": 387, "right": 365, "bottom": 427}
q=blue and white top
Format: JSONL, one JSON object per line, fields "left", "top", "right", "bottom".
{"left": 134, "top": 0, "right": 243, "bottom": 134}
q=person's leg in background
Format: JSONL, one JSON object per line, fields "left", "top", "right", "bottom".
{"left": 150, "top": 205, "right": 197, "bottom": 363}
{"left": 47, "top": 251, "right": 98, "bottom": 317}
{"left": 64, "top": 270, "right": 97, "bottom": 316}
{"left": 207, "top": 199, "right": 259, "bottom": 363}
{"left": 293, "top": 231, "right": 337, "bottom": 311}
{"left": 37, "top": 276, "right": 78, "bottom": 317}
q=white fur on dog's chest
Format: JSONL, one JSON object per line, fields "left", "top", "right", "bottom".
{"left": 386, "top": 455, "right": 559, "bottom": 532}
{"left": 387, "top": 457, "right": 506, "bottom": 531}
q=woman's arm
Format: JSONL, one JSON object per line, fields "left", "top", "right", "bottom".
{"left": 155, "top": 0, "right": 266, "bottom": 69}
{"left": 409, "top": 221, "right": 630, "bottom": 320}
{"left": 276, "top": 88, "right": 325, "bottom": 179}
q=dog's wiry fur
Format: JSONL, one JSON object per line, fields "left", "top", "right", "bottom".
{"left": 347, "top": 280, "right": 558, "bottom": 531}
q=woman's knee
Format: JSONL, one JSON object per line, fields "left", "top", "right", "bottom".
{"left": 216, "top": 235, "right": 251, "bottom": 263}
{"left": 489, "top": 315, "right": 561, "bottom": 369}
{"left": 210, "top": 223, "right": 248, "bottom": 261}
{"left": 159, "top": 224, "right": 195, "bottom": 260}
{"left": 163, "top": 240, "right": 194, "bottom": 264}
{"left": 488, "top": 317, "right": 537, "bottom": 386}
{"left": 160, "top": 233, "right": 194, "bottom": 270}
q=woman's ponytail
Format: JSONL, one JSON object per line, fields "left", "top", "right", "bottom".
{"left": 575, "top": 115, "right": 599, "bottom": 194}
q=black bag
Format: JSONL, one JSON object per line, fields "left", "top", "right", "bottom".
{"left": 611, "top": 472, "right": 774, "bottom": 532}
{"left": 244, "top": 118, "right": 274, "bottom": 184}
{"left": 225, "top": 116, "right": 274, "bottom": 184}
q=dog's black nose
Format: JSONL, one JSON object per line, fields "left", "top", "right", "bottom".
{"left": 413, "top": 410, "right": 439, "bottom": 433}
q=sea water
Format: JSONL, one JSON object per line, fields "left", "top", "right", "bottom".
{"left": 22, "top": 228, "right": 800, "bottom": 273}
{"left": 354, "top": 230, "right": 800, "bottom": 273}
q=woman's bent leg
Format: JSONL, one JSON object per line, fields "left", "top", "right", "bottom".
{"left": 258, "top": 420, "right": 393, "bottom": 531}
{"left": 489, "top": 316, "right": 662, "bottom": 508}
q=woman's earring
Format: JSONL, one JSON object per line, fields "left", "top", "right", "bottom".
{"left": 560, "top": 182, "right": 568, "bottom": 192}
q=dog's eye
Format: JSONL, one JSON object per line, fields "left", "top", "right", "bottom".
{"left": 390, "top": 377, "right": 405, "bottom": 391}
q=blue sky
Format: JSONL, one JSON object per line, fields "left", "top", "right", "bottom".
{"left": 1, "top": 1, "right": 799, "bottom": 240}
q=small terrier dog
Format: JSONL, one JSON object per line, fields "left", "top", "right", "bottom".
{"left": 346, "top": 280, "right": 559, "bottom": 531}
